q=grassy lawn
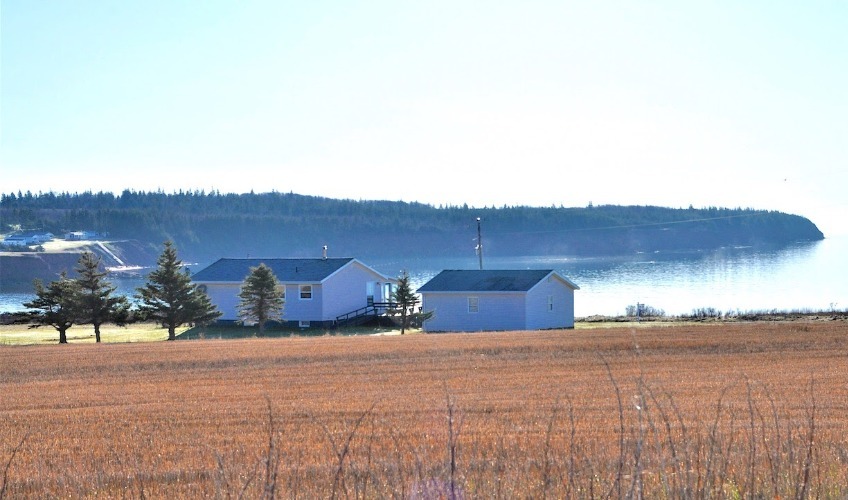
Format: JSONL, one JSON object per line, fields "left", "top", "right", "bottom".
{"left": 0, "top": 322, "right": 417, "bottom": 345}
{"left": 576, "top": 320, "right": 668, "bottom": 329}
{"left": 179, "top": 323, "right": 415, "bottom": 340}
{"left": 0, "top": 323, "right": 188, "bottom": 345}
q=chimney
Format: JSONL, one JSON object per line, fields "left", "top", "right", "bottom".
{"left": 322, "top": 245, "right": 328, "bottom": 260}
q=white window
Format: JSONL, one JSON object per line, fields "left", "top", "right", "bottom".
{"left": 547, "top": 295, "right": 554, "bottom": 312}
{"left": 299, "top": 320, "right": 310, "bottom": 328}
{"left": 468, "top": 297, "right": 479, "bottom": 313}
{"left": 299, "top": 285, "right": 312, "bottom": 300}
{"left": 277, "top": 285, "right": 286, "bottom": 302}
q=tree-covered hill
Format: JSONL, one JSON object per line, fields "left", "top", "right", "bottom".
{"left": 1, "top": 190, "right": 824, "bottom": 265}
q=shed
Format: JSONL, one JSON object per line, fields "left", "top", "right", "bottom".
{"left": 417, "top": 269, "right": 579, "bottom": 332}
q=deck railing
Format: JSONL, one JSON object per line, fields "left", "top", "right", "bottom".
{"left": 335, "top": 302, "right": 401, "bottom": 325}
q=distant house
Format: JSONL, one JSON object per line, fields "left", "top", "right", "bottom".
{"left": 1, "top": 235, "right": 30, "bottom": 247}
{"left": 1, "top": 231, "right": 54, "bottom": 247}
{"left": 65, "top": 231, "right": 99, "bottom": 241}
{"left": 192, "top": 257, "right": 397, "bottom": 328}
{"left": 417, "top": 269, "right": 579, "bottom": 332}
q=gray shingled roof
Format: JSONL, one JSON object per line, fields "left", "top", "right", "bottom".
{"left": 417, "top": 269, "right": 561, "bottom": 293}
{"left": 192, "top": 258, "right": 355, "bottom": 283}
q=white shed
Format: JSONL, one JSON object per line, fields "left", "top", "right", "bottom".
{"left": 417, "top": 269, "right": 579, "bottom": 332}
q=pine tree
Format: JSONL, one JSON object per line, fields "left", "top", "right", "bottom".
{"left": 237, "top": 263, "right": 284, "bottom": 336}
{"left": 136, "top": 241, "right": 221, "bottom": 340}
{"left": 76, "top": 251, "right": 129, "bottom": 343}
{"left": 391, "top": 270, "right": 418, "bottom": 335}
{"left": 24, "top": 272, "right": 82, "bottom": 344}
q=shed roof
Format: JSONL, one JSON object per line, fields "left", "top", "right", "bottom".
{"left": 192, "top": 258, "right": 356, "bottom": 283}
{"left": 417, "top": 269, "right": 578, "bottom": 293}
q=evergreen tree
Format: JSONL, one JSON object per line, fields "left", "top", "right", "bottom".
{"left": 24, "top": 272, "right": 82, "bottom": 344}
{"left": 237, "top": 263, "right": 284, "bottom": 336}
{"left": 136, "top": 241, "right": 221, "bottom": 340}
{"left": 391, "top": 270, "right": 418, "bottom": 335}
{"left": 76, "top": 251, "right": 129, "bottom": 343}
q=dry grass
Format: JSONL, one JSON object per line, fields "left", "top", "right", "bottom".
{"left": 0, "top": 323, "right": 188, "bottom": 345}
{"left": 0, "top": 323, "right": 409, "bottom": 345}
{"left": 1, "top": 321, "right": 847, "bottom": 497}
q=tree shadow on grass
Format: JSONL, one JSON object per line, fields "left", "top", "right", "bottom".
{"left": 177, "top": 320, "right": 402, "bottom": 340}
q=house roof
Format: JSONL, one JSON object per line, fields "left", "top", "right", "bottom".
{"left": 5, "top": 231, "right": 52, "bottom": 239}
{"left": 417, "top": 269, "right": 579, "bottom": 293}
{"left": 192, "top": 258, "right": 357, "bottom": 283}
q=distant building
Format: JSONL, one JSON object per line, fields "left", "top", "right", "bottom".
{"left": 65, "top": 231, "right": 99, "bottom": 241}
{"left": 417, "top": 269, "right": 579, "bottom": 332}
{"left": 192, "top": 257, "right": 397, "bottom": 328}
{"left": 2, "top": 231, "right": 54, "bottom": 247}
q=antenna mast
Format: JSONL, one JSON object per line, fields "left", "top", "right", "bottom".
{"left": 476, "top": 217, "right": 483, "bottom": 270}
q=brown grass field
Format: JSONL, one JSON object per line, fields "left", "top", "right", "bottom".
{"left": 1, "top": 321, "right": 847, "bottom": 498}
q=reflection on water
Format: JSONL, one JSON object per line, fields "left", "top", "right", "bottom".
{"left": 2, "top": 237, "right": 845, "bottom": 317}
{"left": 370, "top": 237, "right": 846, "bottom": 317}
{"left": 0, "top": 277, "right": 148, "bottom": 315}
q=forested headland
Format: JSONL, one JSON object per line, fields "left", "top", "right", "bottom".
{"left": 1, "top": 190, "right": 824, "bottom": 266}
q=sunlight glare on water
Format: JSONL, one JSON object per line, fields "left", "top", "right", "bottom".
{"left": 2, "top": 237, "right": 846, "bottom": 318}
{"left": 372, "top": 236, "right": 847, "bottom": 317}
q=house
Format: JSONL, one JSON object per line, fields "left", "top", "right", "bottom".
{"left": 1, "top": 231, "right": 54, "bottom": 247}
{"left": 191, "top": 257, "right": 397, "bottom": 328}
{"left": 417, "top": 269, "right": 579, "bottom": 332}
{"left": 65, "top": 230, "right": 99, "bottom": 240}
{"left": 1, "top": 235, "right": 31, "bottom": 247}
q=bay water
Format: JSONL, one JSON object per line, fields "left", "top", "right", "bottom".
{"left": 371, "top": 234, "right": 848, "bottom": 317}
{"left": 2, "top": 235, "right": 846, "bottom": 318}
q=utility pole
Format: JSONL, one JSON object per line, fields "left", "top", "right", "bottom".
{"left": 476, "top": 217, "right": 483, "bottom": 270}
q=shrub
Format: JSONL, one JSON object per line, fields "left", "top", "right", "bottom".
{"left": 625, "top": 303, "right": 665, "bottom": 318}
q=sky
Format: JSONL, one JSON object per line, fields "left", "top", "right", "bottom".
{"left": 2, "top": 1, "right": 847, "bottom": 236}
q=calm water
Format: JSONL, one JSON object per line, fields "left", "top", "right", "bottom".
{"left": 369, "top": 234, "right": 848, "bottom": 317}
{"left": 2, "top": 236, "right": 846, "bottom": 317}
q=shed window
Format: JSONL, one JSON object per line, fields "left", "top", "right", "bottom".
{"left": 299, "top": 285, "right": 312, "bottom": 300}
{"left": 299, "top": 320, "right": 311, "bottom": 328}
{"left": 468, "top": 297, "right": 479, "bottom": 313}
{"left": 277, "top": 285, "right": 286, "bottom": 302}
{"left": 547, "top": 295, "right": 554, "bottom": 312}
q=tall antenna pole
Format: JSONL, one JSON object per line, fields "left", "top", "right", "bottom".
{"left": 476, "top": 217, "right": 483, "bottom": 270}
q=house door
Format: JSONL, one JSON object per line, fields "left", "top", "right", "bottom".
{"left": 367, "top": 282, "right": 375, "bottom": 306}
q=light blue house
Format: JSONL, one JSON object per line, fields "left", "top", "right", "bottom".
{"left": 2, "top": 231, "right": 54, "bottom": 247}
{"left": 192, "top": 257, "right": 396, "bottom": 328}
{"left": 417, "top": 270, "right": 579, "bottom": 332}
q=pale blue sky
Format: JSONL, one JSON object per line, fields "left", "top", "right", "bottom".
{"left": 3, "top": 1, "right": 846, "bottom": 235}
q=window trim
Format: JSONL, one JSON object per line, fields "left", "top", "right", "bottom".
{"left": 547, "top": 295, "right": 554, "bottom": 312}
{"left": 299, "top": 284, "right": 313, "bottom": 300}
{"left": 467, "top": 296, "right": 479, "bottom": 313}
